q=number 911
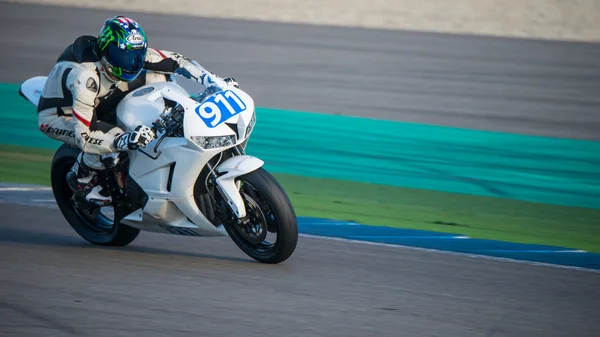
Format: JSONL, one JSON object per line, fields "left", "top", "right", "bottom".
{"left": 196, "top": 90, "right": 247, "bottom": 128}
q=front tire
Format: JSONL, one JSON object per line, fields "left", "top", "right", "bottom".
{"left": 51, "top": 144, "right": 140, "bottom": 246}
{"left": 223, "top": 168, "right": 298, "bottom": 264}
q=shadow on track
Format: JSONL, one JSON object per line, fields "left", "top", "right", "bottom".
{"left": 0, "top": 227, "right": 254, "bottom": 264}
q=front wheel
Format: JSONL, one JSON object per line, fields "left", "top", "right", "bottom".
{"left": 223, "top": 168, "right": 298, "bottom": 264}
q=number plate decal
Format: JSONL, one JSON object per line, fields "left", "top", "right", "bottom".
{"left": 195, "top": 90, "right": 247, "bottom": 128}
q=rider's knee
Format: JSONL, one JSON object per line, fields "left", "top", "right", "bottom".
{"left": 82, "top": 152, "right": 105, "bottom": 170}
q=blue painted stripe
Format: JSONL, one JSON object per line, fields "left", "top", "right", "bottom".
{"left": 347, "top": 235, "right": 468, "bottom": 239}
{"left": 477, "top": 250, "right": 586, "bottom": 253}
{"left": 297, "top": 216, "right": 600, "bottom": 270}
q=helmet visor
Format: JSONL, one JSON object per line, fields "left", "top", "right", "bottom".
{"left": 105, "top": 44, "right": 146, "bottom": 80}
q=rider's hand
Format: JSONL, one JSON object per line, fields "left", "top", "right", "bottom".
{"left": 201, "top": 74, "right": 222, "bottom": 89}
{"left": 201, "top": 74, "right": 238, "bottom": 89}
{"left": 114, "top": 125, "right": 156, "bottom": 151}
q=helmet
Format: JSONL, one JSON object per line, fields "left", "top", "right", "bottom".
{"left": 97, "top": 16, "right": 147, "bottom": 82}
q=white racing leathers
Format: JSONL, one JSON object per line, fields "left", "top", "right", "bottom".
{"left": 38, "top": 43, "right": 212, "bottom": 169}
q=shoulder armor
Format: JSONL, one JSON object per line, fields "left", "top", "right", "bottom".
{"left": 57, "top": 35, "right": 100, "bottom": 63}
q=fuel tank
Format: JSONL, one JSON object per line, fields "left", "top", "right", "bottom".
{"left": 116, "top": 82, "right": 189, "bottom": 133}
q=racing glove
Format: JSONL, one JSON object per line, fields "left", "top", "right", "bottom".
{"left": 113, "top": 125, "right": 156, "bottom": 151}
{"left": 201, "top": 74, "right": 239, "bottom": 89}
{"left": 174, "top": 56, "right": 239, "bottom": 89}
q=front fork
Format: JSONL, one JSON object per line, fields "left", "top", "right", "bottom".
{"left": 205, "top": 146, "right": 264, "bottom": 219}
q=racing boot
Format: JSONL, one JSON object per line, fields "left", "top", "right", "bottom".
{"left": 67, "top": 153, "right": 112, "bottom": 207}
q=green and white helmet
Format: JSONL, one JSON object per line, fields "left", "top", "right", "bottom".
{"left": 97, "top": 16, "right": 148, "bottom": 82}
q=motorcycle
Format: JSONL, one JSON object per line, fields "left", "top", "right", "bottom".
{"left": 19, "top": 74, "right": 298, "bottom": 264}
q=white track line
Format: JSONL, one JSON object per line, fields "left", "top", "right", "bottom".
{"left": 0, "top": 187, "right": 52, "bottom": 191}
{"left": 299, "top": 234, "right": 600, "bottom": 273}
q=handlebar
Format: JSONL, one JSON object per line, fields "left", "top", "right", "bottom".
{"left": 141, "top": 75, "right": 229, "bottom": 160}
{"left": 141, "top": 97, "right": 187, "bottom": 160}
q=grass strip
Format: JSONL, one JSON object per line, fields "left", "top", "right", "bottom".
{"left": 1, "top": 144, "right": 598, "bottom": 252}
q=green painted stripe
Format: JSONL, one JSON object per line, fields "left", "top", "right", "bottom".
{"left": 2, "top": 82, "right": 599, "bottom": 209}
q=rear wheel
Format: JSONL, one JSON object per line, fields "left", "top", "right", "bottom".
{"left": 222, "top": 168, "right": 298, "bottom": 264}
{"left": 51, "top": 144, "right": 140, "bottom": 246}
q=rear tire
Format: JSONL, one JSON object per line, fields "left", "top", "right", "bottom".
{"left": 223, "top": 168, "right": 298, "bottom": 264}
{"left": 51, "top": 144, "right": 140, "bottom": 246}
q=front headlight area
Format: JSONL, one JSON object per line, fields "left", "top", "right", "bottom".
{"left": 190, "top": 135, "right": 236, "bottom": 149}
{"left": 244, "top": 113, "right": 256, "bottom": 137}
{"left": 190, "top": 112, "right": 255, "bottom": 150}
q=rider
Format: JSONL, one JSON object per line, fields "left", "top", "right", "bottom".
{"left": 37, "top": 16, "right": 238, "bottom": 206}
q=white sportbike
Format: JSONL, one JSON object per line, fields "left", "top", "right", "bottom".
{"left": 19, "top": 75, "right": 298, "bottom": 264}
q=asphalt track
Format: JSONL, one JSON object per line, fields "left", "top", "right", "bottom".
{"left": 1, "top": 2, "right": 600, "bottom": 140}
{"left": 2, "top": 198, "right": 600, "bottom": 337}
{"left": 1, "top": 2, "right": 600, "bottom": 337}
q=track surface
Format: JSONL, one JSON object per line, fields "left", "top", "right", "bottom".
{"left": 2, "top": 184, "right": 599, "bottom": 270}
{"left": 1, "top": 2, "right": 600, "bottom": 140}
{"left": 1, "top": 2, "right": 599, "bottom": 336}
{"left": 1, "top": 202, "right": 599, "bottom": 337}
